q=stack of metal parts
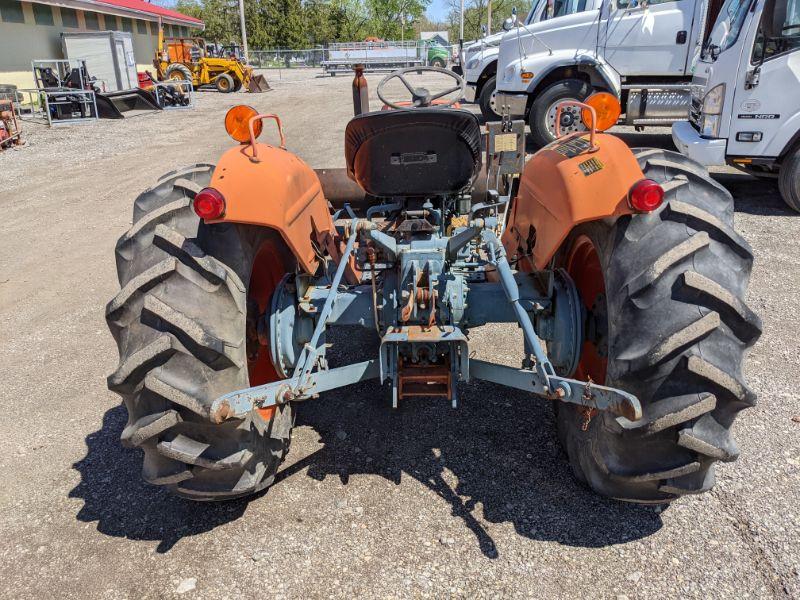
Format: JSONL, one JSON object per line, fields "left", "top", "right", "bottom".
{"left": 0, "top": 90, "right": 23, "bottom": 149}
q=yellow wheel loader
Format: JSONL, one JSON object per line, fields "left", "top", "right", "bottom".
{"left": 154, "top": 30, "right": 270, "bottom": 94}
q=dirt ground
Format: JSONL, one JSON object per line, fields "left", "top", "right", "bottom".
{"left": 1, "top": 69, "right": 798, "bottom": 599}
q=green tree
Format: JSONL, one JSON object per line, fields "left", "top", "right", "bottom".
{"left": 366, "top": 0, "right": 430, "bottom": 40}
{"left": 446, "top": 0, "right": 530, "bottom": 42}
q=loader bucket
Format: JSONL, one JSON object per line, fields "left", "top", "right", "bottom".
{"left": 94, "top": 88, "right": 162, "bottom": 119}
{"left": 247, "top": 74, "right": 271, "bottom": 93}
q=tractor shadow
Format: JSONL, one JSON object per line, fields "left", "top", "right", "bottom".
{"left": 285, "top": 329, "right": 664, "bottom": 558}
{"left": 69, "top": 404, "right": 255, "bottom": 553}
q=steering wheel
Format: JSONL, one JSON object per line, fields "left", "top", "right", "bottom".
{"left": 377, "top": 66, "right": 466, "bottom": 109}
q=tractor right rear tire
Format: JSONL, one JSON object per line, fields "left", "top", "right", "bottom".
{"left": 216, "top": 73, "right": 235, "bottom": 93}
{"left": 106, "top": 164, "right": 295, "bottom": 501}
{"left": 778, "top": 145, "right": 800, "bottom": 213}
{"left": 555, "top": 148, "right": 761, "bottom": 503}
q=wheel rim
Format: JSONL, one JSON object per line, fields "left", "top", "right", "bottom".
{"left": 565, "top": 235, "right": 608, "bottom": 384}
{"left": 219, "top": 78, "right": 230, "bottom": 91}
{"left": 246, "top": 239, "right": 289, "bottom": 420}
{"left": 545, "top": 97, "right": 586, "bottom": 138}
{"left": 489, "top": 89, "right": 499, "bottom": 117}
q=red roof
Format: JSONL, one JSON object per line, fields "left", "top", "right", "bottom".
{"left": 90, "top": 0, "right": 204, "bottom": 25}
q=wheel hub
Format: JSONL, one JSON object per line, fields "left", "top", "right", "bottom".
{"left": 545, "top": 98, "right": 586, "bottom": 137}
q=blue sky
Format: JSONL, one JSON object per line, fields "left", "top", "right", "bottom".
{"left": 426, "top": 0, "right": 451, "bottom": 22}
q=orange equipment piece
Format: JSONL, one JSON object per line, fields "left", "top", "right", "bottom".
{"left": 209, "top": 112, "right": 340, "bottom": 275}
{"left": 502, "top": 131, "right": 645, "bottom": 271}
{"left": 581, "top": 92, "right": 622, "bottom": 132}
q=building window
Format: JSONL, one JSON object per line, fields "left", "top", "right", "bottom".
{"left": 0, "top": 0, "right": 25, "bottom": 23}
{"left": 33, "top": 3, "right": 54, "bottom": 25}
{"left": 121, "top": 17, "right": 132, "bottom": 32}
{"left": 137, "top": 19, "right": 147, "bottom": 34}
{"left": 84, "top": 11, "right": 99, "bottom": 30}
{"left": 61, "top": 7, "right": 78, "bottom": 27}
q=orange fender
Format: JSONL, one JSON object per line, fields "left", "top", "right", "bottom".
{"left": 209, "top": 142, "right": 338, "bottom": 275}
{"left": 502, "top": 133, "right": 644, "bottom": 271}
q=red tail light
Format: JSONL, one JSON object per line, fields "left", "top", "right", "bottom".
{"left": 193, "top": 188, "right": 226, "bottom": 220}
{"left": 629, "top": 179, "right": 664, "bottom": 212}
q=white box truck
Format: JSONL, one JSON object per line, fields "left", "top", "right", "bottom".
{"left": 492, "top": 0, "right": 717, "bottom": 146}
{"left": 672, "top": 0, "right": 800, "bottom": 213}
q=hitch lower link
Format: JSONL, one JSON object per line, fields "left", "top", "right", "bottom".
{"left": 209, "top": 221, "right": 642, "bottom": 424}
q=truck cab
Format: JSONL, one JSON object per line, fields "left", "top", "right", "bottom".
{"left": 671, "top": 0, "right": 800, "bottom": 212}
{"left": 494, "top": 0, "right": 709, "bottom": 146}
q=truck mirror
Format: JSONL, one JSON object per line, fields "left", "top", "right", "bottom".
{"left": 512, "top": 6, "right": 517, "bottom": 16}
{"left": 763, "top": 0, "right": 787, "bottom": 38}
{"left": 482, "top": 24, "right": 488, "bottom": 36}
{"left": 503, "top": 17, "right": 515, "bottom": 31}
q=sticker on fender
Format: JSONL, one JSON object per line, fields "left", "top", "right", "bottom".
{"left": 578, "top": 157, "right": 604, "bottom": 176}
{"left": 551, "top": 136, "right": 592, "bottom": 158}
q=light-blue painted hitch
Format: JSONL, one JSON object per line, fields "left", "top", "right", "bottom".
{"left": 209, "top": 214, "right": 642, "bottom": 425}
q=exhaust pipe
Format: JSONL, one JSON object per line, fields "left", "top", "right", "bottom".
{"left": 352, "top": 64, "right": 369, "bottom": 115}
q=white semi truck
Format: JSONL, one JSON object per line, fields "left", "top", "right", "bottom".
{"left": 490, "top": 0, "right": 717, "bottom": 147}
{"left": 672, "top": 0, "right": 800, "bottom": 212}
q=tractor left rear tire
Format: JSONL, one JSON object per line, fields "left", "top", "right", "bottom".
{"left": 106, "top": 164, "right": 295, "bottom": 501}
{"left": 554, "top": 148, "right": 761, "bottom": 503}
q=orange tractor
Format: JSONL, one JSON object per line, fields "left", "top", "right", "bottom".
{"left": 107, "top": 67, "right": 760, "bottom": 503}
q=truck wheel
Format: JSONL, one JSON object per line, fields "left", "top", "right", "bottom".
{"left": 232, "top": 78, "right": 243, "bottom": 92}
{"left": 106, "top": 164, "right": 296, "bottom": 501}
{"left": 430, "top": 58, "right": 446, "bottom": 68}
{"left": 165, "top": 64, "right": 193, "bottom": 88}
{"left": 778, "top": 146, "right": 800, "bottom": 212}
{"left": 529, "top": 79, "right": 592, "bottom": 148}
{"left": 216, "top": 73, "right": 235, "bottom": 93}
{"left": 555, "top": 148, "right": 761, "bottom": 503}
{"left": 478, "top": 75, "right": 500, "bottom": 120}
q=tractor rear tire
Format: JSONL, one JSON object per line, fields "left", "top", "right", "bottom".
{"left": 778, "top": 145, "right": 800, "bottom": 213}
{"left": 106, "top": 164, "right": 295, "bottom": 501}
{"left": 528, "top": 79, "right": 592, "bottom": 149}
{"left": 555, "top": 148, "right": 761, "bottom": 503}
{"left": 165, "top": 64, "right": 193, "bottom": 89}
{"left": 216, "top": 73, "right": 235, "bottom": 93}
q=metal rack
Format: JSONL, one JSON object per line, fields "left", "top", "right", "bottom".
{"left": 14, "top": 88, "right": 98, "bottom": 127}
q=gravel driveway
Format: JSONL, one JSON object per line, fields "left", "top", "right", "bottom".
{"left": 0, "top": 70, "right": 798, "bottom": 599}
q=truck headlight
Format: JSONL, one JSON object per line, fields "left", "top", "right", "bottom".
{"left": 702, "top": 84, "right": 725, "bottom": 115}
{"left": 699, "top": 84, "right": 725, "bottom": 138}
{"left": 699, "top": 114, "right": 721, "bottom": 138}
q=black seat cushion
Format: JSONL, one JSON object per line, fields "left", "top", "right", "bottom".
{"left": 344, "top": 108, "right": 482, "bottom": 197}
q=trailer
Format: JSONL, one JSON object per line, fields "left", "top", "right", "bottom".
{"left": 322, "top": 41, "right": 424, "bottom": 75}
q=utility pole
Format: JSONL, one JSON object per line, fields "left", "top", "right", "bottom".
{"left": 237, "top": 0, "right": 248, "bottom": 63}
{"left": 487, "top": 0, "right": 492, "bottom": 33}
{"left": 459, "top": 0, "right": 464, "bottom": 41}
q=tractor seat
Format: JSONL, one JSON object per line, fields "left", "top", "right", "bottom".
{"left": 344, "top": 107, "right": 482, "bottom": 198}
